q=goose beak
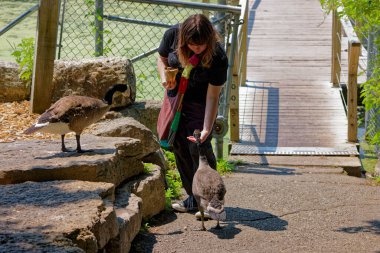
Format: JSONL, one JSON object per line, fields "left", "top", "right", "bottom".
{"left": 193, "top": 129, "right": 201, "bottom": 144}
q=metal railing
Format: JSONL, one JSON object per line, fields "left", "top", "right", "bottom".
{"left": 0, "top": 4, "right": 39, "bottom": 37}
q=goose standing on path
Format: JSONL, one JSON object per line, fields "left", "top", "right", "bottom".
{"left": 24, "top": 84, "right": 129, "bottom": 152}
{"left": 192, "top": 129, "right": 227, "bottom": 231}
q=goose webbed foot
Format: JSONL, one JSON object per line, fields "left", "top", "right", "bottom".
{"left": 200, "top": 211, "right": 206, "bottom": 231}
{"left": 62, "top": 147, "right": 72, "bottom": 152}
{"left": 61, "top": 135, "right": 71, "bottom": 152}
{"left": 212, "top": 221, "right": 222, "bottom": 230}
{"left": 75, "top": 135, "right": 93, "bottom": 153}
{"left": 76, "top": 148, "right": 93, "bottom": 153}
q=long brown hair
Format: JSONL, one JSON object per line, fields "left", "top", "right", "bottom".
{"left": 178, "top": 14, "right": 220, "bottom": 68}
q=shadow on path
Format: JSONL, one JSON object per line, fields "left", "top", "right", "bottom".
{"left": 336, "top": 220, "right": 380, "bottom": 235}
{"left": 209, "top": 207, "right": 287, "bottom": 239}
{"left": 131, "top": 207, "right": 287, "bottom": 250}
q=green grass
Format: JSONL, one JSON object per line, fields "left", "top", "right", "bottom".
{"left": 0, "top": 1, "right": 38, "bottom": 62}
{"left": 217, "top": 158, "right": 240, "bottom": 175}
{"left": 359, "top": 140, "right": 378, "bottom": 176}
{"left": 143, "top": 163, "right": 155, "bottom": 174}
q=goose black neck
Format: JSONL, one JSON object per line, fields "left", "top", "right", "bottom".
{"left": 103, "top": 84, "right": 128, "bottom": 105}
{"left": 196, "top": 141, "right": 208, "bottom": 164}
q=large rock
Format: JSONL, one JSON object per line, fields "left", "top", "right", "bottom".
{"left": 123, "top": 165, "right": 166, "bottom": 219}
{"left": 0, "top": 135, "right": 144, "bottom": 187}
{"left": 103, "top": 166, "right": 166, "bottom": 252}
{"left": 89, "top": 117, "right": 160, "bottom": 158}
{"left": 105, "top": 193, "right": 143, "bottom": 253}
{"left": 0, "top": 180, "right": 116, "bottom": 253}
{"left": 142, "top": 149, "right": 169, "bottom": 173}
{"left": 119, "top": 100, "right": 162, "bottom": 135}
{"left": 51, "top": 57, "right": 136, "bottom": 107}
{"left": 0, "top": 60, "right": 29, "bottom": 102}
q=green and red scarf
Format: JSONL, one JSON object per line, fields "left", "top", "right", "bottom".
{"left": 165, "top": 54, "right": 200, "bottom": 146}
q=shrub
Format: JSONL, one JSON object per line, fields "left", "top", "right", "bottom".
{"left": 10, "top": 37, "right": 34, "bottom": 88}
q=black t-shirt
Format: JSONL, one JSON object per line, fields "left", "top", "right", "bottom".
{"left": 158, "top": 24, "right": 228, "bottom": 106}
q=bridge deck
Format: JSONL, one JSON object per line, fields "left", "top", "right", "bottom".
{"left": 231, "top": 0, "right": 358, "bottom": 156}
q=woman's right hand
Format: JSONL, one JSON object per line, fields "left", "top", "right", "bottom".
{"left": 163, "top": 67, "right": 178, "bottom": 90}
{"left": 162, "top": 79, "right": 176, "bottom": 90}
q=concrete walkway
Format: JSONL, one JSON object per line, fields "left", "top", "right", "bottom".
{"left": 131, "top": 165, "right": 380, "bottom": 252}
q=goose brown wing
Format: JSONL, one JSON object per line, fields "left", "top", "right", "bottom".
{"left": 195, "top": 169, "right": 225, "bottom": 200}
{"left": 38, "top": 96, "right": 105, "bottom": 124}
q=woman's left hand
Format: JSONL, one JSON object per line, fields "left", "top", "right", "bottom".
{"left": 187, "top": 129, "right": 210, "bottom": 143}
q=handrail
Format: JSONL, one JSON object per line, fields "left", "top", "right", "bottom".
{"left": 0, "top": 4, "right": 39, "bottom": 37}
{"left": 228, "top": 0, "right": 248, "bottom": 142}
{"left": 121, "top": 0, "right": 241, "bottom": 14}
{"left": 331, "top": 10, "right": 361, "bottom": 142}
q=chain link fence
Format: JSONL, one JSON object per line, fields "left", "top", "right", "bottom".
{"left": 365, "top": 28, "right": 380, "bottom": 148}
{"left": 57, "top": 0, "right": 237, "bottom": 101}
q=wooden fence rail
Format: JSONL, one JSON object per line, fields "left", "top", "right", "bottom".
{"left": 331, "top": 10, "right": 360, "bottom": 142}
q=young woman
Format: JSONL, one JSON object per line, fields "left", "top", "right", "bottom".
{"left": 157, "top": 14, "right": 228, "bottom": 216}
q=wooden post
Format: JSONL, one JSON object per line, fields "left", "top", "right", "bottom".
{"left": 229, "top": 0, "right": 247, "bottom": 141}
{"left": 229, "top": 44, "right": 240, "bottom": 142}
{"left": 347, "top": 41, "right": 360, "bottom": 142}
{"left": 331, "top": 10, "right": 341, "bottom": 87}
{"left": 30, "top": 0, "right": 60, "bottom": 113}
{"left": 229, "top": 12, "right": 241, "bottom": 142}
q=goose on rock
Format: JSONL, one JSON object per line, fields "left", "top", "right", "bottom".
{"left": 24, "top": 84, "right": 129, "bottom": 152}
{"left": 192, "top": 129, "right": 227, "bottom": 231}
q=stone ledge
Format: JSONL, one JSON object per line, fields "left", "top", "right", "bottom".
{"left": 0, "top": 166, "right": 166, "bottom": 253}
{"left": 0, "top": 180, "right": 116, "bottom": 253}
{"left": 89, "top": 116, "right": 160, "bottom": 159}
{"left": 121, "top": 165, "right": 166, "bottom": 220}
{"left": 0, "top": 135, "right": 144, "bottom": 186}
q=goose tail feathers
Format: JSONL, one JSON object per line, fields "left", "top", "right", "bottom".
{"left": 24, "top": 124, "right": 44, "bottom": 134}
{"left": 207, "top": 205, "right": 226, "bottom": 221}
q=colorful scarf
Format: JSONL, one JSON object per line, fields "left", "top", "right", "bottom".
{"left": 166, "top": 54, "right": 200, "bottom": 146}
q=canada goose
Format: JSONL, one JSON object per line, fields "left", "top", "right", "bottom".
{"left": 24, "top": 84, "right": 129, "bottom": 152}
{"left": 192, "top": 129, "right": 227, "bottom": 231}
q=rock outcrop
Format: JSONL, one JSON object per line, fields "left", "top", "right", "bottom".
{"left": 123, "top": 165, "right": 166, "bottom": 220}
{"left": 0, "top": 60, "right": 29, "bottom": 102}
{"left": 0, "top": 180, "right": 116, "bottom": 253}
{"left": 0, "top": 116, "right": 167, "bottom": 252}
{"left": 89, "top": 117, "right": 160, "bottom": 158}
{"left": 0, "top": 135, "right": 145, "bottom": 186}
{"left": 52, "top": 57, "right": 136, "bottom": 108}
{"left": 119, "top": 100, "right": 162, "bottom": 136}
{"left": 0, "top": 57, "right": 137, "bottom": 106}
